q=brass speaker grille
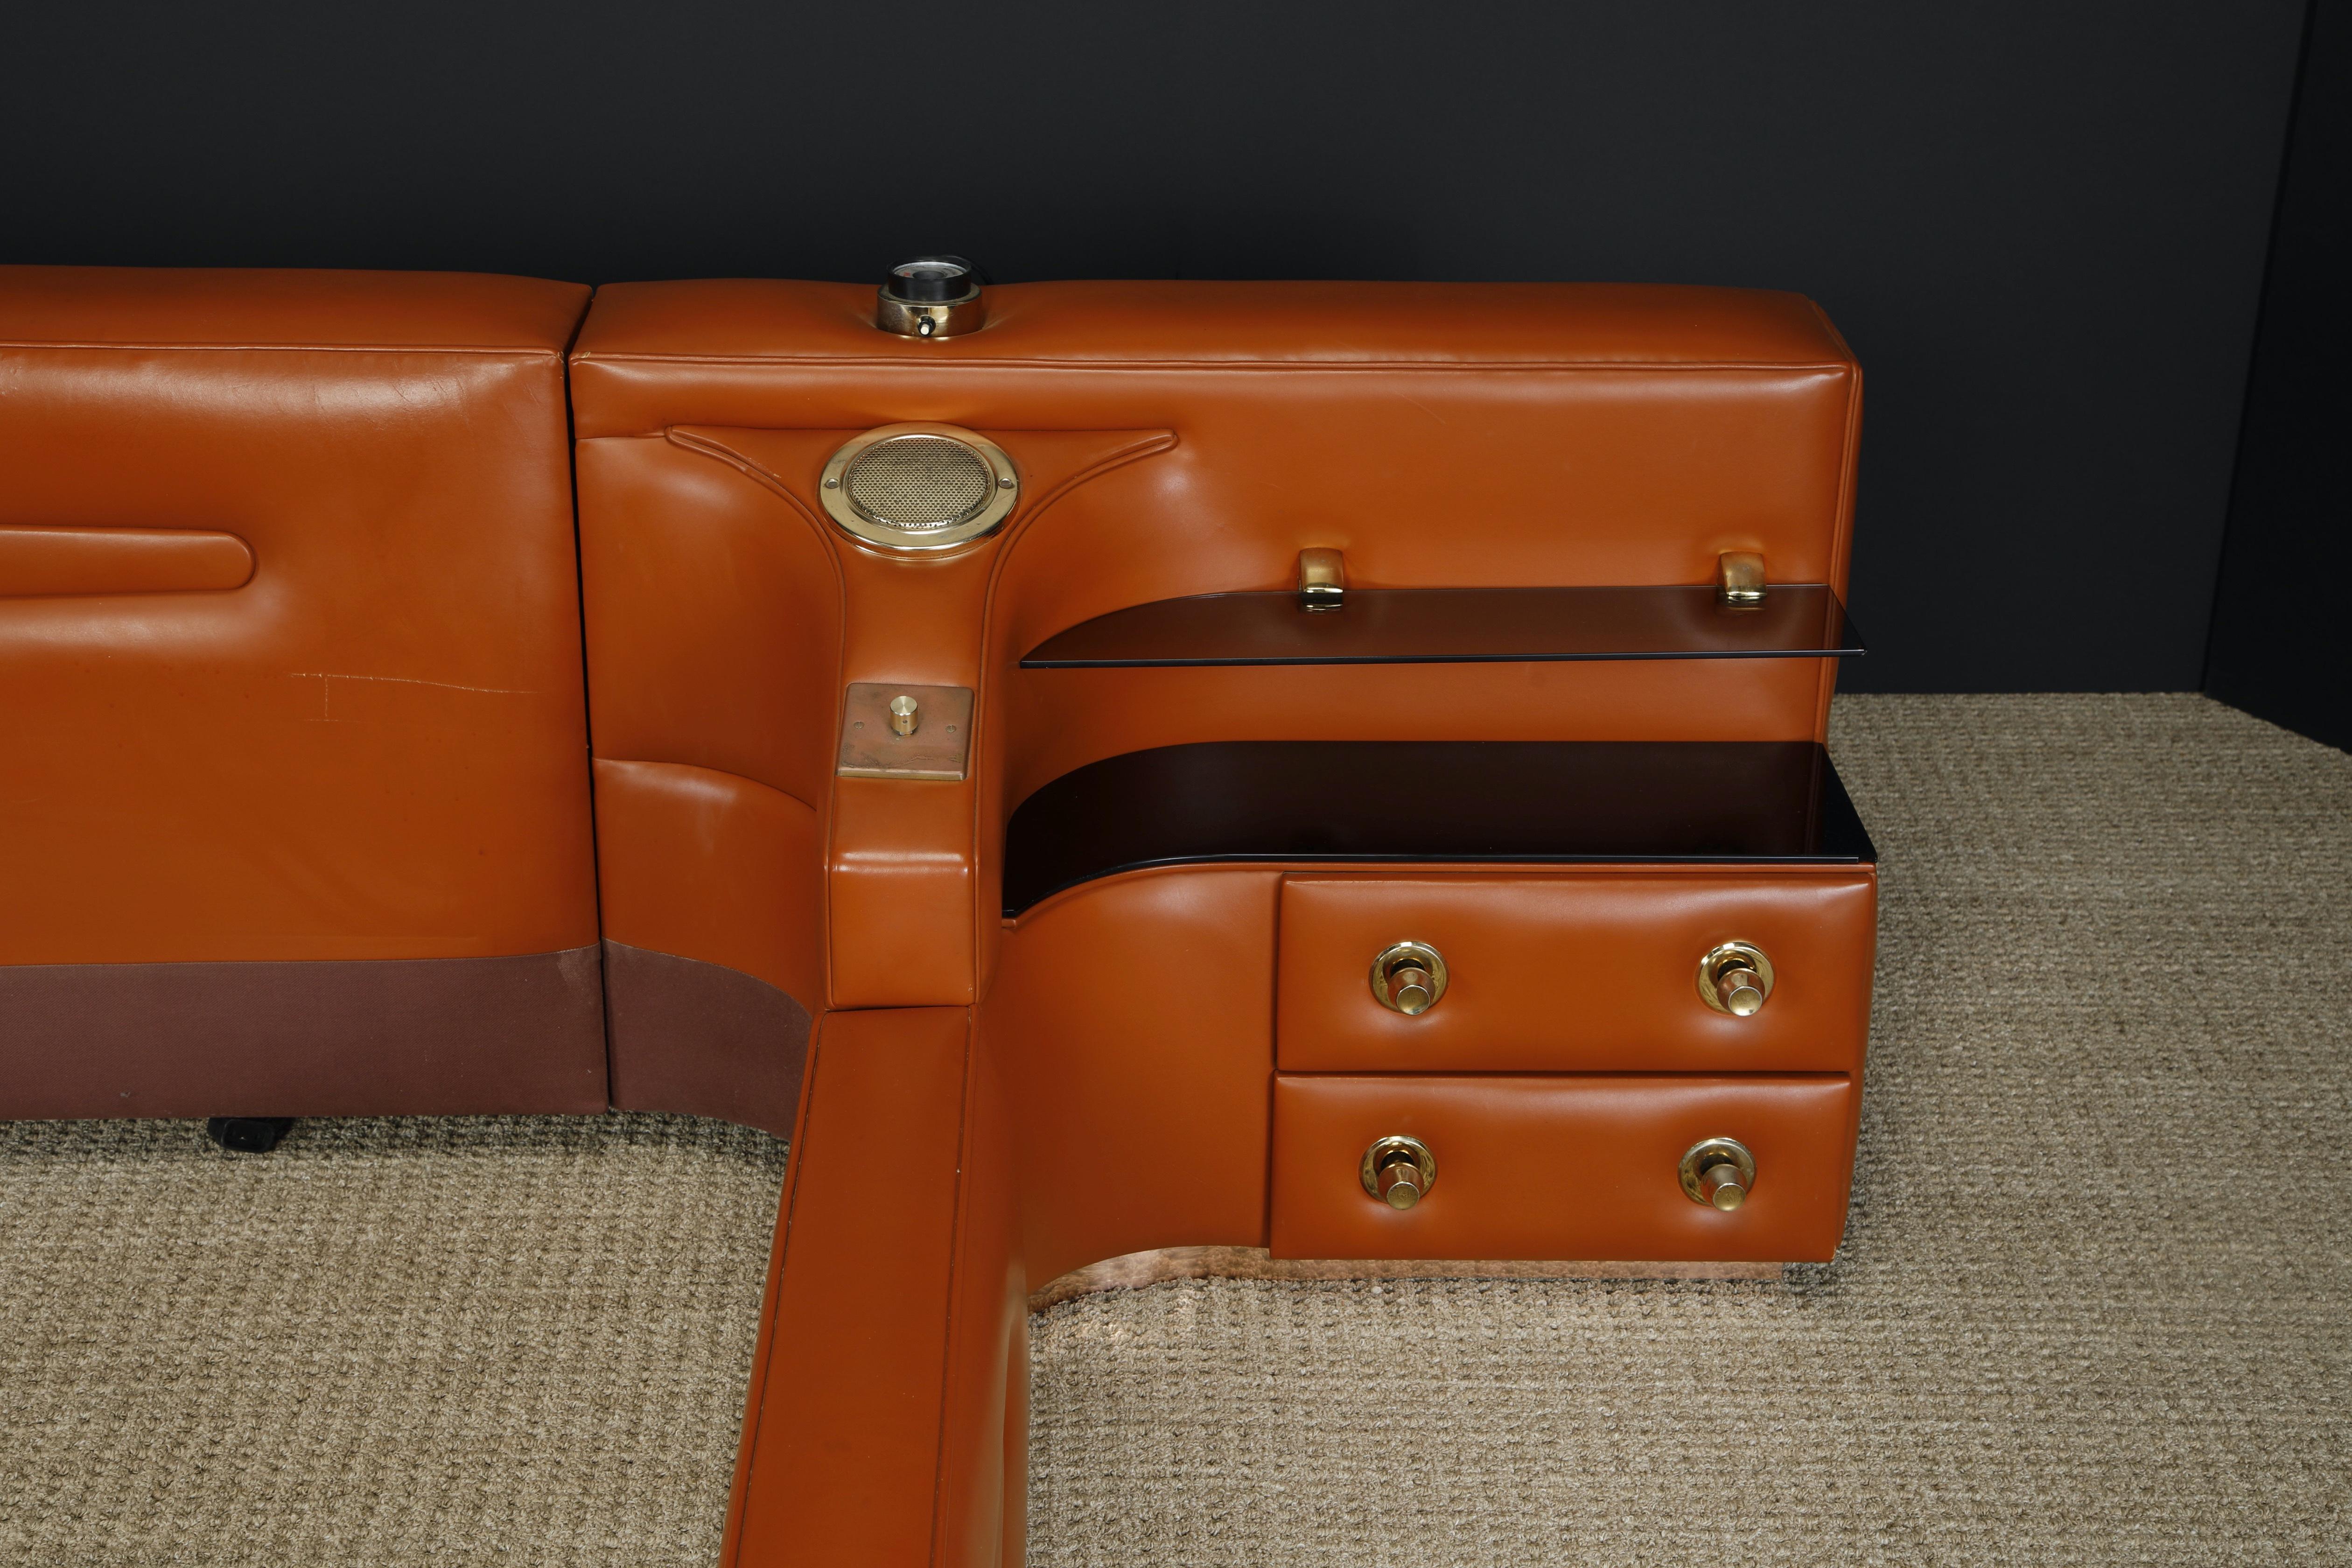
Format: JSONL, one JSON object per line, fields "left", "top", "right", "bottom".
{"left": 818, "top": 423, "right": 1018, "bottom": 551}
{"left": 842, "top": 434, "right": 994, "bottom": 532}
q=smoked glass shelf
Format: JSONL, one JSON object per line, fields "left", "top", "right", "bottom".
{"left": 1019, "top": 585, "right": 1862, "bottom": 669}
{"left": 1002, "top": 740, "right": 1874, "bottom": 916}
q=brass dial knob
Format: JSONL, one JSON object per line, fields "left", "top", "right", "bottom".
{"left": 1360, "top": 1135, "right": 1437, "bottom": 1210}
{"left": 1388, "top": 964, "right": 1436, "bottom": 1011}
{"left": 1697, "top": 941, "right": 1775, "bottom": 1016}
{"left": 1370, "top": 942, "right": 1448, "bottom": 1015}
{"left": 876, "top": 256, "right": 987, "bottom": 338}
{"left": 1679, "top": 1137, "right": 1757, "bottom": 1211}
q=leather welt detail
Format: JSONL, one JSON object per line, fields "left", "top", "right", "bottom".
{"left": 997, "top": 429, "right": 1179, "bottom": 546}
{"left": 595, "top": 754, "right": 823, "bottom": 823}
{"left": 662, "top": 425, "right": 1178, "bottom": 540}
{"left": 0, "top": 525, "right": 254, "bottom": 598}
{"left": 662, "top": 426, "right": 836, "bottom": 531}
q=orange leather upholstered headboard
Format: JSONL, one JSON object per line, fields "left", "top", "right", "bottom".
{"left": 569, "top": 278, "right": 1860, "bottom": 1036}
{"left": 0, "top": 269, "right": 1876, "bottom": 1568}
{"left": 0, "top": 266, "right": 601, "bottom": 1119}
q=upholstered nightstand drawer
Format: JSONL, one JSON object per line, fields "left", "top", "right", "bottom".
{"left": 1275, "top": 871, "right": 1876, "bottom": 1074}
{"left": 1268, "top": 1072, "right": 1856, "bottom": 1263}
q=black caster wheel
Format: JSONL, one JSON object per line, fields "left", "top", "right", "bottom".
{"left": 206, "top": 1116, "right": 296, "bottom": 1154}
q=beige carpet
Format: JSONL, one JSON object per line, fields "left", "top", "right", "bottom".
{"left": 0, "top": 1114, "right": 787, "bottom": 1565}
{"left": 4, "top": 694, "right": 2349, "bottom": 1564}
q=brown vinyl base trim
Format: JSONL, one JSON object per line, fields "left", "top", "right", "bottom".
{"left": 0, "top": 945, "right": 608, "bottom": 1120}
{"left": 602, "top": 941, "right": 810, "bottom": 1141}
{"left": 1028, "top": 1245, "right": 1783, "bottom": 1310}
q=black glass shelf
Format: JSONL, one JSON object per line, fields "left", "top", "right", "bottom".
{"left": 1003, "top": 740, "right": 1875, "bottom": 916}
{"left": 1020, "top": 585, "right": 1862, "bottom": 669}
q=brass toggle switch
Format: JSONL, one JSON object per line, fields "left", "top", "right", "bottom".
{"left": 1360, "top": 1135, "right": 1437, "bottom": 1210}
{"left": 888, "top": 694, "right": 920, "bottom": 736}
{"left": 1370, "top": 941, "right": 1448, "bottom": 1015}
{"left": 1696, "top": 940, "right": 1774, "bottom": 1016}
{"left": 1680, "top": 1137, "right": 1757, "bottom": 1210}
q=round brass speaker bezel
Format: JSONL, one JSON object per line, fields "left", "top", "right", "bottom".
{"left": 1369, "top": 940, "right": 1449, "bottom": 1015}
{"left": 1678, "top": 1136, "right": 1757, "bottom": 1208}
{"left": 818, "top": 423, "right": 1019, "bottom": 553}
{"left": 1696, "top": 940, "right": 1775, "bottom": 1015}
{"left": 1360, "top": 1135, "right": 1437, "bottom": 1206}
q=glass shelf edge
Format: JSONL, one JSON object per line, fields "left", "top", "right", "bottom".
{"left": 1022, "top": 647, "right": 1864, "bottom": 669}
{"left": 1019, "top": 585, "right": 1866, "bottom": 670}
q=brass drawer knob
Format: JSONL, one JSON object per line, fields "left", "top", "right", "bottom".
{"left": 1370, "top": 941, "right": 1448, "bottom": 1015}
{"left": 1360, "top": 1135, "right": 1437, "bottom": 1210}
{"left": 1679, "top": 1137, "right": 1757, "bottom": 1211}
{"left": 1697, "top": 940, "right": 1774, "bottom": 1016}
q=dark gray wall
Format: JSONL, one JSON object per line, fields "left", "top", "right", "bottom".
{"left": 2207, "top": 0, "right": 2348, "bottom": 749}
{"left": 0, "top": 2, "right": 2310, "bottom": 691}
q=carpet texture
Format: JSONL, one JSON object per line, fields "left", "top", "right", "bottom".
{"left": 0, "top": 1114, "right": 787, "bottom": 1565}
{"left": 3, "top": 695, "right": 2348, "bottom": 1564}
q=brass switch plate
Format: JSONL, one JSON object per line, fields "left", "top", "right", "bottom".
{"left": 836, "top": 682, "right": 974, "bottom": 780}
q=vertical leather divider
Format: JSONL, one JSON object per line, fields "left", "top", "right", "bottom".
{"left": 576, "top": 432, "right": 842, "bottom": 1136}
{"left": 666, "top": 427, "right": 1175, "bottom": 1011}
{"left": 966, "top": 430, "right": 1179, "bottom": 999}
{"left": 687, "top": 427, "right": 1176, "bottom": 1567}
{"left": 1811, "top": 303, "right": 1864, "bottom": 746}
{"left": 722, "top": 1007, "right": 972, "bottom": 1568}
{"left": 722, "top": 1008, "right": 1025, "bottom": 1568}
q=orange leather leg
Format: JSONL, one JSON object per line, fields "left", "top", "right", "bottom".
{"left": 723, "top": 1005, "right": 1029, "bottom": 1568}
{"left": 723, "top": 1007, "right": 974, "bottom": 1568}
